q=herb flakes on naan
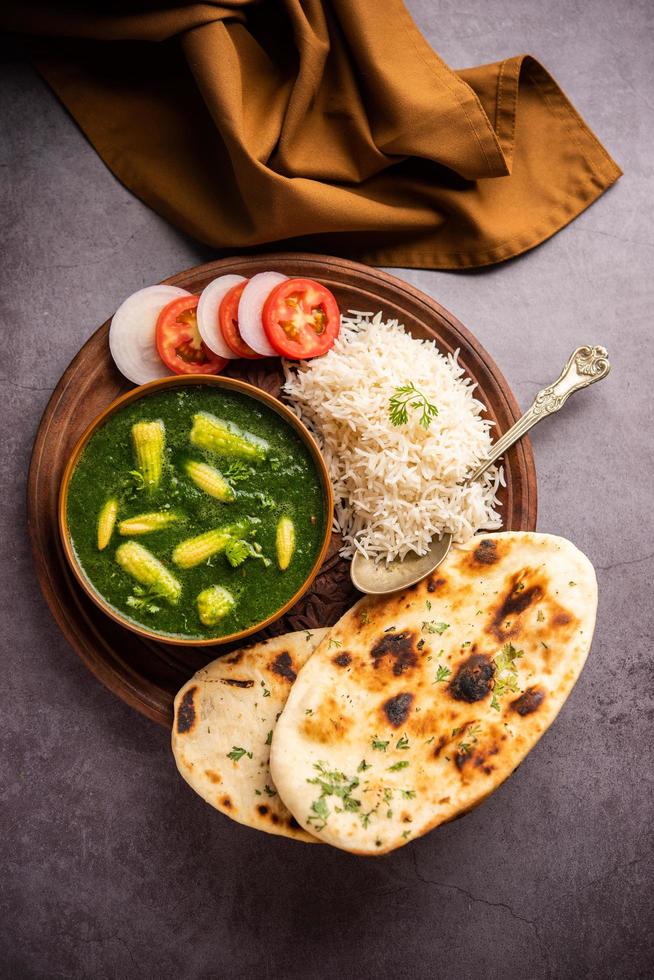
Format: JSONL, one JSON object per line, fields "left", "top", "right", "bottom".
{"left": 172, "top": 629, "right": 328, "bottom": 842}
{"left": 270, "top": 533, "right": 597, "bottom": 855}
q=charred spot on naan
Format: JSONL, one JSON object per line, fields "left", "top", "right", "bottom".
{"left": 381, "top": 692, "right": 414, "bottom": 727}
{"left": 370, "top": 630, "right": 420, "bottom": 677}
{"left": 511, "top": 686, "right": 546, "bottom": 716}
{"left": 471, "top": 538, "right": 503, "bottom": 567}
{"left": 221, "top": 795, "right": 233, "bottom": 809}
{"left": 449, "top": 653, "right": 495, "bottom": 702}
{"left": 426, "top": 575, "right": 447, "bottom": 593}
{"left": 220, "top": 678, "right": 254, "bottom": 688}
{"left": 204, "top": 770, "right": 222, "bottom": 784}
{"left": 333, "top": 651, "right": 352, "bottom": 667}
{"left": 176, "top": 686, "right": 198, "bottom": 734}
{"left": 455, "top": 742, "right": 500, "bottom": 776}
{"left": 487, "top": 569, "right": 545, "bottom": 641}
{"left": 269, "top": 651, "right": 297, "bottom": 682}
{"left": 302, "top": 694, "right": 352, "bottom": 743}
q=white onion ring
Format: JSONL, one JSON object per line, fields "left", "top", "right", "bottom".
{"left": 237, "top": 271, "right": 288, "bottom": 356}
{"left": 197, "top": 274, "right": 246, "bottom": 359}
{"left": 109, "top": 284, "right": 191, "bottom": 385}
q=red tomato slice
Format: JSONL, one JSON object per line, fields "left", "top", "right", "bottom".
{"left": 218, "top": 281, "right": 262, "bottom": 359}
{"left": 155, "top": 295, "right": 227, "bottom": 375}
{"left": 262, "top": 278, "right": 340, "bottom": 359}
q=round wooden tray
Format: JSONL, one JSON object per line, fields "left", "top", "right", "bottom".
{"left": 27, "top": 253, "right": 537, "bottom": 727}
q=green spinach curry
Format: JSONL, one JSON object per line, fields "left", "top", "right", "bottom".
{"left": 67, "top": 387, "right": 326, "bottom": 639}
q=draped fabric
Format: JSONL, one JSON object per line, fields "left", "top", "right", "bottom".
{"left": 4, "top": 1, "right": 621, "bottom": 268}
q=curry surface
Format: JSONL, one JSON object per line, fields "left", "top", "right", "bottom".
{"left": 67, "top": 387, "right": 326, "bottom": 639}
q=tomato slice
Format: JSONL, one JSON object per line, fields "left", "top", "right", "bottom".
{"left": 262, "top": 278, "right": 340, "bottom": 359}
{"left": 155, "top": 295, "right": 227, "bottom": 375}
{"left": 218, "top": 281, "right": 262, "bottom": 359}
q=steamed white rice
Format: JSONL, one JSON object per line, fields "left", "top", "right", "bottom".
{"left": 282, "top": 311, "right": 504, "bottom": 562}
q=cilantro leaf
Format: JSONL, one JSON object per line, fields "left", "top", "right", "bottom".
{"left": 389, "top": 383, "right": 438, "bottom": 430}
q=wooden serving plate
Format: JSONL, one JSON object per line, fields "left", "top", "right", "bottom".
{"left": 27, "top": 254, "right": 537, "bottom": 727}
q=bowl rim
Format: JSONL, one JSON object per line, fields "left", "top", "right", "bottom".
{"left": 58, "top": 373, "right": 334, "bottom": 647}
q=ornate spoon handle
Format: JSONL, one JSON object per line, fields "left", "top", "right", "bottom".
{"left": 469, "top": 345, "right": 611, "bottom": 483}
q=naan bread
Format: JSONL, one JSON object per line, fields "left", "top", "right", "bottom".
{"left": 270, "top": 533, "right": 597, "bottom": 855}
{"left": 172, "top": 629, "right": 328, "bottom": 842}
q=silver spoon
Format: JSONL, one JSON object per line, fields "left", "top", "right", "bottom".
{"left": 350, "top": 345, "right": 611, "bottom": 595}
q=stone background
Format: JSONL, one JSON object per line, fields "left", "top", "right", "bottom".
{"left": 2, "top": 1, "right": 652, "bottom": 976}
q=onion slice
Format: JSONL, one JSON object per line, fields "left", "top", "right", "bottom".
{"left": 197, "top": 274, "right": 246, "bottom": 359}
{"left": 237, "top": 271, "right": 288, "bottom": 356}
{"left": 109, "top": 285, "right": 191, "bottom": 385}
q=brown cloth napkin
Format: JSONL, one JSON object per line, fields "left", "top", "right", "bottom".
{"left": 5, "top": 1, "right": 621, "bottom": 268}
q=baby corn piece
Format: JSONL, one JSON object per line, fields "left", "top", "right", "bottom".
{"left": 190, "top": 412, "right": 268, "bottom": 461}
{"left": 172, "top": 521, "right": 249, "bottom": 569}
{"left": 97, "top": 498, "right": 118, "bottom": 550}
{"left": 115, "top": 541, "right": 181, "bottom": 603}
{"left": 184, "top": 460, "right": 235, "bottom": 502}
{"left": 131, "top": 420, "right": 165, "bottom": 491}
{"left": 197, "top": 585, "right": 235, "bottom": 626}
{"left": 118, "top": 511, "right": 180, "bottom": 536}
{"left": 276, "top": 516, "right": 296, "bottom": 571}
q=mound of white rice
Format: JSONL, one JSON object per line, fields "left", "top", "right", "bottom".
{"left": 282, "top": 311, "right": 504, "bottom": 562}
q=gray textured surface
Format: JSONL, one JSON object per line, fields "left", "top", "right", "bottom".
{"left": 1, "top": 0, "right": 652, "bottom": 976}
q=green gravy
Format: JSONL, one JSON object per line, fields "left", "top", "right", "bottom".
{"left": 66, "top": 386, "right": 326, "bottom": 639}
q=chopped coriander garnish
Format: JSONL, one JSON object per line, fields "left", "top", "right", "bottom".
{"left": 401, "top": 789, "right": 416, "bottom": 799}
{"left": 305, "top": 708, "right": 313, "bottom": 715}
{"left": 328, "top": 638, "right": 342, "bottom": 649}
{"left": 265, "top": 730, "right": 273, "bottom": 745}
{"left": 396, "top": 734, "right": 410, "bottom": 750}
{"left": 425, "top": 600, "right": 432, "bottom": 611}
{"left": 387, "top": 760, "right": 410, "bottom": 772}
{"left": 417, "top": 638, "right": 425, "bottom": 650}
{"left": 307, "top": 796, "right": 329, "bottom": 831}
{"left": 537, "top": 610, "right": 545, "bottom": 622}
{"left": 541, "top": 640, "right": 549, "bottom": 650}
{"left": 223, "top": 460, "right": 249, "bottom": 482}
{"left": 359, "top": 609, "right": 371, "bottom": 625}
{"left": 357, "top": 759, "right": 372, "bottom": 772}
{"left": 389, "top": 382, "right": 438, "bottom": 430}
{"left": 260, "top": 680, "right": 271, "bottom": 698}
{"left": 569, "top": 581, "right": 577, "bottom": 586}
{"left": 491, "top": 642, "right": 523, "bottom": 710}
{"left": 227, "top": 746, "right": 252, "bottom": 763}
{"left": 307, "top": 762, "right": 361, "bottom": 830}
{"left": 372, "top": 737, "right": 389, "bottom": 751}
{"left": 434, "top": 665, "right": 451, "bottom": 683}
{"left": 401, "top": 830, "right": 411, "bottom": 839}
{"left": 422, "top": 621, "right": 450, "bottom": 634}
{"left": 263, "top": 784, "right": 277, "bottom": 797}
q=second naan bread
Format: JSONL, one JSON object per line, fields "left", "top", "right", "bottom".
{"left": 172, "top": 629, "right": 328, "bottom": 842}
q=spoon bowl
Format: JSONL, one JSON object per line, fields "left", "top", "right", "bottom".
{"left": 350, "top": 535, "right": 452, "bottom": 594}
